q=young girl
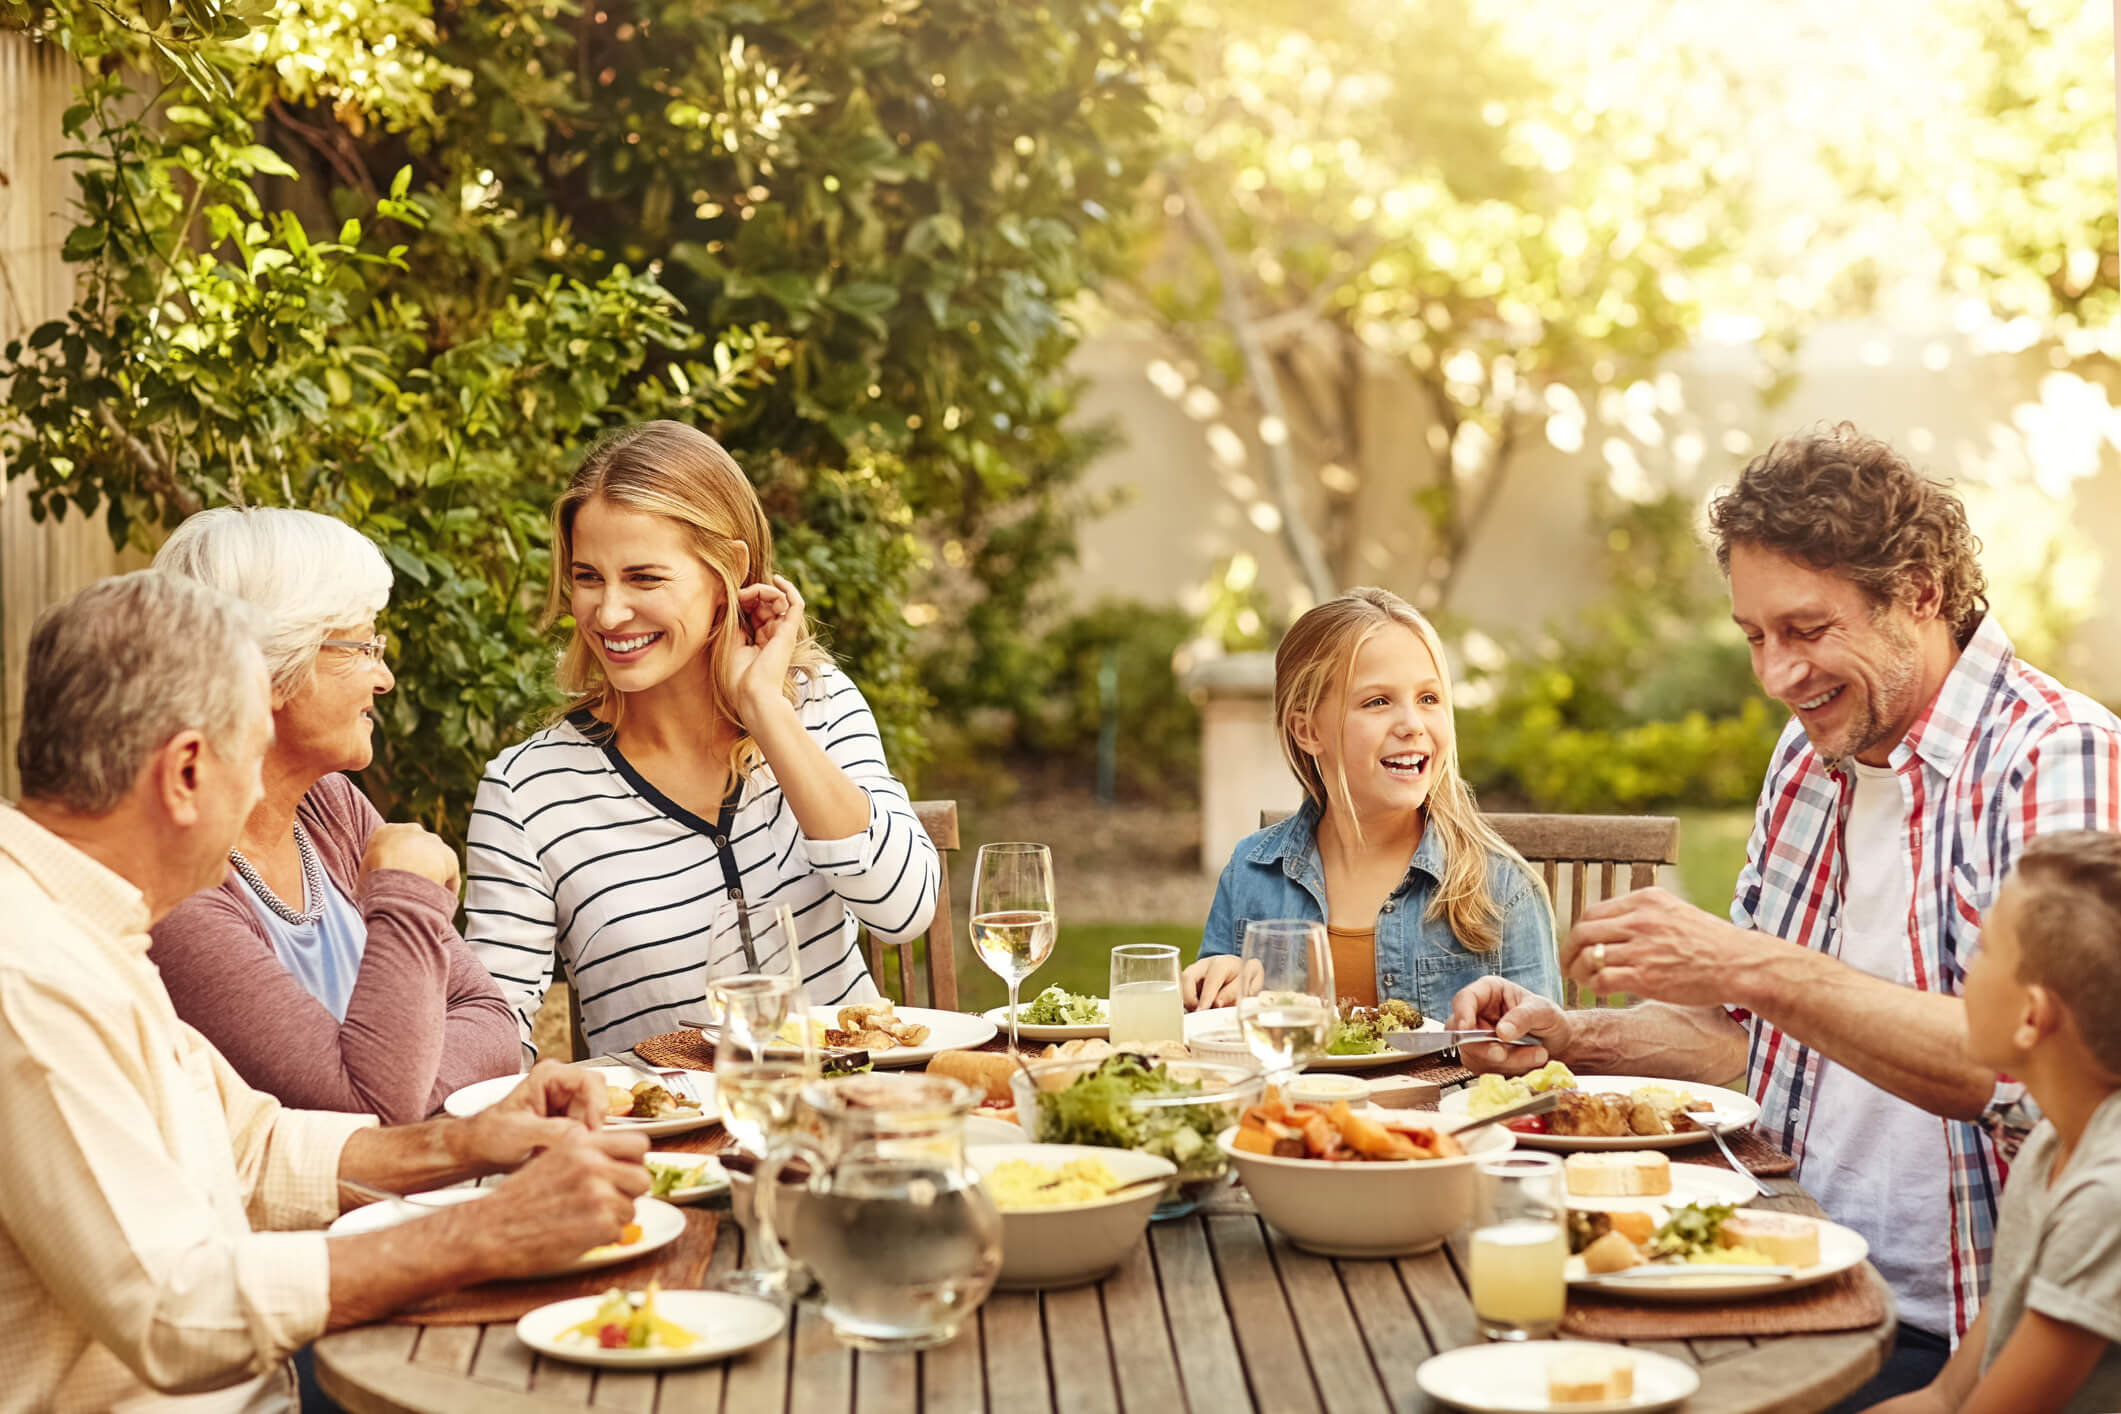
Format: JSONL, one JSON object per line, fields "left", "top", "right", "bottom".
{"left": 1182, "top": 587, "right": 1560, "bottom": 1018}
{"left": 466, "top": 421, "right": 939, "bottom": 1060}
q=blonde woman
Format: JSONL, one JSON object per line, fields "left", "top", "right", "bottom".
{"left": 1181, "top": 588, "right": 1560, "bottom": 1015}
{"left": 465, "top": 422, "right": 939, "bottom": 1059}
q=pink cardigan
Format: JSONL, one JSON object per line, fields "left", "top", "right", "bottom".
{"left": 150, "top": 773, "right": 522, "bottom": 1122}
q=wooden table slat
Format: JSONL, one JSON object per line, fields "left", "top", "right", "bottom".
{"left": 1151, "top": 1220, "right": 1252, "bottom": 1414}
{"left": 1688, "top": 1331, "right": 1888, "bottom": 1414}
{"left": 854, "top": 1350, "right": 921, "bottom": 1414}
{"left": 979, "top": 1289, "right": 1053, "bottom": 1412}
{"left": 530, "top": 1353, "right": 596, "bottom": 1403}
{"left": 1265, "top": 1233, "right": 1391, "bottom": 1414}
{"left": 791, "top": 1301, "right": 856, "bottom": 1411}
{"left": 409, "top": 1323, "right": 479, "bottom": 1374}
{"left": 920, "top": 1304, "right": 988, "bottom": 1414}
{"left": 1043, "top": 1282, "right": 1121, "bottom": 1414}
{"left": 1333, "top": 1257, "right": 1438, "bottom": 1403}
{"left": 1687, "top": 1336, "right": 1758, "bottom": 1364}
{"left": 1397, "top": 1247, "right": 1482, "bottom": 1356}
{"left": 1097, "top": 1237, "right": 1188, "bottom": 1414}
{"left": 468, "top": 1323, "right": 535, "bottom": 1392}
{"left": 1207, "top": 1216, "right": 1323, "bottom": 1414}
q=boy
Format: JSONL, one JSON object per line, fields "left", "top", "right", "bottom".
{"left": 1872, "top": 829, "right": 2121, "bottom": 1413}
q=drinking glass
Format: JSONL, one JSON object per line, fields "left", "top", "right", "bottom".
{"left": 1236, "top": 919, "right": 1334, "bottom": 1077}
{"left": 711, "top": 972, "right": 816, "bottom": 1301}
{"left": 1470, "top": 1152, "right": 1567, "bottom": 1341}
{"left": 1108, "top": 943, "right": 1184, "bottom": 1046}
{"left": 969, "top": 842, "right": 1057, "bottom": 1049}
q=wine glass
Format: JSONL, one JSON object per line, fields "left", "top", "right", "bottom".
{"left": 712, "top": 972, "right": 815, "bottom": 1301}
{"left": 969, "top": 842, "right": 1057, "bottom": 1050}
{"left": 1236, "top": 919, "right": 1335, "bottom": 1079}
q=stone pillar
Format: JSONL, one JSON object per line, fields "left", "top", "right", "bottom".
{"left": 1188, "top": 652, "right": 1302, "bottom": 875}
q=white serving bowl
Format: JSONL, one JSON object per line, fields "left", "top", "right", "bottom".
{"left": 1218, "top": 1110, "right": 1516, "bottom": 1257}
{"left": 969, "top": 1143, "right": 1177, "bottom": 1289}
{"left": 1285, "top": 1073, "right": 1373, "bottom": 1107}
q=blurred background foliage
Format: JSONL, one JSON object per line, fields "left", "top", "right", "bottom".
{"left": 2, "top": 0, "right": 2114, "bottom": 839}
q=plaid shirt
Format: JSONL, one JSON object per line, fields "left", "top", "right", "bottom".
{"left": 1730, "top": 615, "right": 2121, "bottom": 1337}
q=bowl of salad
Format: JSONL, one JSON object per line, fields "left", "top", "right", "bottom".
{"left": 1009, "top": 1054, "right": 1263, "bottom": 1218}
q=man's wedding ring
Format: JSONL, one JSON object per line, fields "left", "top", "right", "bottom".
{"left": 1590, "top": 942, "right": 1608, "bottom": 971}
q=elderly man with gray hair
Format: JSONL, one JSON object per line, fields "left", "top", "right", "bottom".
{"left": 0, "top": 571, "right": 648, "bottom": 1414}
{"left": 148, "top": 507, "right": 519, "bottom": 1123}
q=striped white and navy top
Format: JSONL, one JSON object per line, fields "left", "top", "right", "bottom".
{"left": 464, "top": 664, "right": 940, "bottom": 1060}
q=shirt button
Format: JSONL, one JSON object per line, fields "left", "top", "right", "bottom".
{"left": 1382, "top": 902, "right": 1396, "bottom": 913}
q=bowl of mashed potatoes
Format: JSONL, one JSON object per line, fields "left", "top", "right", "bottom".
{"left": 968, "top": 1143, "right": 1177, "bottom": 1289}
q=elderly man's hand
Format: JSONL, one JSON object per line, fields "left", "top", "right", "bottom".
{"left": 452, "top": 1061, "right": 610, "bottom": 1173}
{"left": 1447, "top": 977, "right": 1573, "bottom": 1075}
{"left": 1563, "top": 887, "right": 1759, "bottom": 1007}
{"left": 450, "top": 1127, "right": 652, "bottom": 1280}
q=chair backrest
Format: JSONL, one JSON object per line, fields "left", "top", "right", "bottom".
{"left": 1256, "top": 807, "right": 1680, "bottom": 1008}
{"left": 863, "top": 799, "right": 961, "bottom": 1011}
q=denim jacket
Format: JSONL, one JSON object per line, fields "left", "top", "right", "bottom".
{"left": 1199, "top": 800, "right": 1562, "bottom": 1019}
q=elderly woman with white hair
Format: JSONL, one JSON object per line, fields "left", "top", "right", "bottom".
{"left": 148, "top": 507, "right": 521, "bottom": 1121}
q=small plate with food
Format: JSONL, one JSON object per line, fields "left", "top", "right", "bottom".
{"left": 517, "top": 1284, "right": 786, "bottom": 1368}
{"left": 1417, "top": 1340, "right": 1698, "bottom": 1412}
{"left": 1560, "top": 1150, "right": 1759, "bottom": 1214}
{"left": 329, "top": 1192, "right": 688, "bottom": 1275}
{"left": 1440, "top": 1068, "right": 1760, "bottom": 1150}
{"left": 442, "top": 1066, "right": 719, "bottom": 1139}
{"left": 1566, "top": 1201, "right": 1868, "bottom": 1302}
{"left": 644, "top": 1152, "right": 729, "bottom": 1204}
{"left": 981, "top": 986, "right": 1110, "bottom": 1041}
{"left": 799, "top": 1001, "right": 997, "bottom": 1068}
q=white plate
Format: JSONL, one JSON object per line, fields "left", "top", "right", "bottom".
{"left": 441, "top": 1066, "right": 719, "bottom": 1139}
{"left": 800, "top": 1004, "right": 998, "bottom": 1068}
{"left": 1566, "top": 1214, "right": 1869, "bottom": 1302}
{"left": 329, "top": 1192, "right": 688, "bottom": 1276}
{"left": 1182, "top": 1008, "right": 1440, "bottom": 1071}
{"left": 516, "top": 1288, "right": 786, "bottom": 1369}
{"left": 965, "top": 1114, "right": 1026, "bottom": 1146}
{"left": 1417, "top": 1340, "right": 1699, "bottom": 1413}
{"left": 645, "top": 1151, "right": 729, "bottom": 1204}
{"left": 1564, "top": 1161, "right": 1759, "bottom": 1214}
{"left": 979, "top": 1003, "right": 1109, "bottom": 1042}
{"left": 1439, "top": 1076, "right": 1762, "bottom": 1151}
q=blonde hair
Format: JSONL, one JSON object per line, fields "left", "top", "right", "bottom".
{"left": 545, "top": 421, "right": 829, "bottom": 784}
{"left": 1274, "top": 587, "right": 1541, "bottom": 954}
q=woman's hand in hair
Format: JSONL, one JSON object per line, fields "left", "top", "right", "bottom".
{"left": 724, "top": 574, "right": 806, "bottom": 727}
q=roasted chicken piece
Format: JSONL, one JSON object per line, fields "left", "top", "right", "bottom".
{"left": 1548, "top": 1091, "right": 1633, "bottom": 1137}
{"left": 626, "top": 1081, "right": 695, "bottom": 1118}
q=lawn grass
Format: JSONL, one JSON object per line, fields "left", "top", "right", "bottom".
{"left": 1673, "top": 806, "right": 1755, "bottom": 910}
{"left": 948, "top": 921, "right": 1202, "bottom": 1014}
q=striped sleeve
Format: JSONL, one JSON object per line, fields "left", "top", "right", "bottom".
{"left": 794, "top": 673, "right": 940, "bottom": 945}
{"left": 464, "top": 769, "right": 560, "bottom": 1062}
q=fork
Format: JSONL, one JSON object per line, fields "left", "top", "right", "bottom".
{"left": 602, "top": 1052, "right": 703, "bottom": 1107}
{"left": 337, "top": 1177, "right": 458, "bottom": 1211}
{"left": 1705, "top": 1119, "right": 1776, "bottom": 1198}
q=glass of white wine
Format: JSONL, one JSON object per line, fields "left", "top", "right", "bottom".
{"left": 1236, "top": 919, "right": 1335, "bottom": 1078}
{"left": 1108, "top": 943, "right": 1184, "bottom": 1046}
{"left": 969, "top": 842, "right": 1057, "bottom": 1051}
{"left": 712, "top": 972, "right": 815, "bottom": 1301}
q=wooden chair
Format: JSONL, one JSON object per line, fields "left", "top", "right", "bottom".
{"left": 1258, "top": 807, "right": 1680, "bottom": 1008}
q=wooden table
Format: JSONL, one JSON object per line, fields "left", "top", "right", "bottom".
{"left": 316, "top": 1159, "right": 1891, "bottom": 1414}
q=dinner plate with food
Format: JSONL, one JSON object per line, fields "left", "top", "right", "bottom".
{"left": 1566, "top": 1200, "right": 1868, "bottom": 1301}
{"left": 1439, "top": 1065, "right": 1760, "bottom": 1150}
{"left": 1560, "top": 1150, "right": 1758, "bottom": 1214}
{"left": 980, "top": 985, "right": 1111, "bottom": 1041}
{"left": 441, "top": 1066, "right": 719, "bottom": 1139}
{"left": 516, "top": 1284, "right": 786, "bottom": 1368}
{"left": 1184, "top": 1000, "right": 1436, "bottom": 1071}
{"left": 328, "top": 1191, "right": 688, "bottom": 1275}
{"left": 644, "top": 1152, "right": 729, "bottom": 1204}
{"left": 1417, "top": 1340, "right": 1699, "bottom": 1412}
{"left": 735, "top": 999, "right": 997, "bottom": 1068}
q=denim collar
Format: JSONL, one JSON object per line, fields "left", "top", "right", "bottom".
{"left": 1249, "top": 797, "right": 1447, "bottom": 890}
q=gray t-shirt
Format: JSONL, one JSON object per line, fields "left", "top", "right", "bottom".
{"left": 1981, "top": 1091, "right": 2121, "bottom": 1413}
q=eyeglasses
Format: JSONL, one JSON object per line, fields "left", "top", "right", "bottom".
{"left": 320, "top": 634, "right": 390, "bottom": 665}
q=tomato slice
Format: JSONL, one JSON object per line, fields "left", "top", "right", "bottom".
{"left": 1503, "top": 1114, "right": 1550, "bottom": 1134}
{"left": 598, "top": 1323, "right": 629, "bottom": 1349}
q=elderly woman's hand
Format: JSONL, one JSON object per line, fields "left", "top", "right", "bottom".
{"left": 361, "top": 823, "right": 462, "bottom": 895}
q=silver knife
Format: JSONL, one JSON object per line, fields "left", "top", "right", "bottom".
{"left": 1384, "top": 1029, "right": 1546, "bottom": 1058}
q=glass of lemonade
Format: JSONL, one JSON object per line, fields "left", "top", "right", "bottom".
{"left": 711, "top": 973, "right": 816, "bottom": 1301}
{"left": 1236, "top": 919, "right": 1335, "bottom": 1077}
{"left": 1108, "top": 943, "right": 1185, "bottom": 1046}
{"left": 1470, "top": 1153, "right": 1568, "bottom": 1341}
{"left": 969, "top": 842, "right": 1057, "bottom": 1050}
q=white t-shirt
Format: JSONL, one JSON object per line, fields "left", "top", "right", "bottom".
{"left": 1797, "top": 759, "right": 1955, "bottom": 1337}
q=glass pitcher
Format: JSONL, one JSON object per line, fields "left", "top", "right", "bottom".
{"left": 756, "top": 1072, "right": 1002, "bottom": 1351}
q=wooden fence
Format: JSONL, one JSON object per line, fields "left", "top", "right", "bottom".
{"left": 0, "top": 34, "right": 134, "bottom": 800}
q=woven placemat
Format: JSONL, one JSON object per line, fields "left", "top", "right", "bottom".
{"left": 1673, "top": 1126, "right": 1798, "bottom": 1177}
{"left": 634, "top": 1029, "right": 714, "bottom": 1071}
{"left": 1561, "top": 1267, "right": 1885, "bottom": 1339}
{"left": 390, "top": 1212, "right": 719, "bottom": 1326}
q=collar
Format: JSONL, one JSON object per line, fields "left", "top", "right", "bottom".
{"left": 0, "top": 802, "right": 153, "bottom": 949}
{"left": 1248, "top": 796, "right": 1447, "bottom": 886}
{"left": 1888, "top": 614, "right": 2015, "bottom": 777}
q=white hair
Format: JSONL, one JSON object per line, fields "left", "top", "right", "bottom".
{"left": 154, "top": 507, "right": 393, "bottom": 695}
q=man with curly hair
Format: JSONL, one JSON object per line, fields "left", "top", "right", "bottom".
{"left": 1451, "top": 423, "right": 2121, "bottom": 1402}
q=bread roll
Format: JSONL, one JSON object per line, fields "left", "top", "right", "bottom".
{"left": 1564, "top": 1151, "right": 1671, "bottom": 1196}
{"left": 1547, "top": 1351, "right": 1635, "bottom": 1404}
{"left": 1720, "top": 1212, "right": 1820, "bottom": 1267}
{"left": 924, "top": 1050, "right": 1020, "bottom": 1103}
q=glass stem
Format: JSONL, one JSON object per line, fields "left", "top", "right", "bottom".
{"left": 1006, "top": 978, "right": 1021, "bottom": 1049}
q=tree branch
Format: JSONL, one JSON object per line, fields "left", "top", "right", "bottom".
{"left": 95, "top": 402, "right": 200, "bottom": 517}
{"left": 1429, "top": 409, "right": 1520, "bottom": 614}
{"left": 266, "top": 99, "right": 372, "bottom": 196}
{"left": 1172, "top": 176, "right": 1337, "bottom": 603}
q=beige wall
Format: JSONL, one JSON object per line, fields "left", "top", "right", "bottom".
{"left": 1068, "top": 317, "right": 2121, "bottom": 704}
{"left": 1, "top": 36, "right": 134, "bottom": 800}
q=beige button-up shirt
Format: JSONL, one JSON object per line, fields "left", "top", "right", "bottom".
{"left": 0, "top": 804, "right": 375, "bottom": 1413}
